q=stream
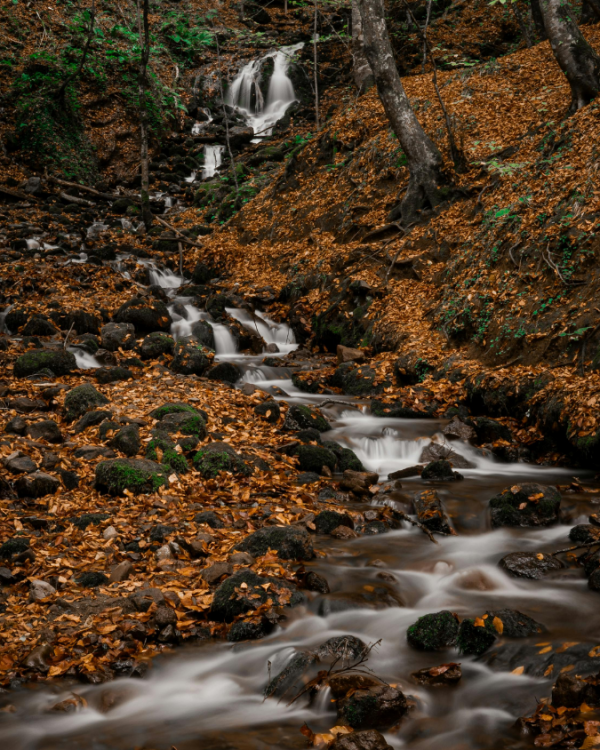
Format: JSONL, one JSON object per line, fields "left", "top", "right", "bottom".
{"left": 2, "top": 262, "right": 599, "bottom": 750}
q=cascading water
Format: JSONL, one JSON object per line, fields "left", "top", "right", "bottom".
{"left": 202, "top": 145, "right": 225, "bottom": 179}
{"left": 226, "top": 43, "right": 304, "bottom": 138}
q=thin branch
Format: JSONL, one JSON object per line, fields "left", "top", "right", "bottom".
{"left": 56, "top": 0, "right": 96, "bottom": 99}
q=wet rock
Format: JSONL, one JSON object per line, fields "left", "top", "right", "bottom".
{"left": 24, "top": 643, "right": 53, "bottom": 672}
{"left": 95, "top": 366, "right": 133, "bottom": 385}
{"left": 471, "top": 417, "right": 512, "bottom": 444}
{"left": 297, "top": 444, "right": 337, "bottom": 474}
{"left": 313, "top": 510, "right": 354, "bottom": 535}
{"left": 228, "top": 125, "right": 254, "bottom": 147}
{"left": 305, "top": 570, "right": 330, "bottom": 593}
{"left": 499, "top": 551, "right": 564, "bottom": 579}
{"left": 113, "top": 297, "right": 172, "bottom": 334}
{"left": 74, "top": 410, "right": 112, "bottom": 433}
{"left": 296, "top": 471, "right": 321, "bottom": 485}
{"left": 482, "top": 640, "right": 600, "bottom": 678}
{"left": 76, "top": 571, "right": 109, "bottom": 588}
{"left": 316, "top": 635, "right": 367, "bottom": 663}
{"left": 483, "top": 609, "right": 545, "bottom": 637}
{"left": 235, "top": 525, "right": 313, "bottom": 561}
{"left": 370, "top": 401, "right": 429, "bottom": 419}
{"left": 490, "top": 484, "right": 561, "bottom": 528}
{"left": 27, "top": 420, "right": 62, "bottom": 443}
{"left": 190, "top": 320, "right": 216, "bottom": 349}
{"left": 337, "top": 345, "right": 366, "bottom": 364}
{"left": 421, "top": 459, "right": 463, "bottom": 481}
{"left": 331, "top": 525, "right": 360, "bottom": 540}
{"left": 109, "top": 425, "right": 140, "bottom": 457}
{"left": 254, "top": 401, "right": 281, "bottom": 423}
{"left": 156, "top": 410, "right": 207, "bottom": 439}
{"left": 193, "top": 442, "right": 250, "bottom": 478}
{"left": 420, "top": 443, "right": 472, "bottom": 469}
{"left": 140, "top": 332, "right": 175, "bottom": 360}
{"left": 333, "top": 730, "right": 394, "bottom": 750}
{"left": 210, "top": 569, "right": 305, "bottom": 621}
{"left": 363, "top": 520, "right": 389, "bottom": 536}
{"left": 227, "top": 620, "right": 273, "bottom": 642}
{"left": 206, "top": 362, "right": 241, "bottom": 383}
{"left": 569, "top": 524, "right": 600, "bottom": 544}
{"left": 15, "top": 471, "right": 60, "bottom": 498}
{"left": 110, "top": 561, "right": 133, "bottom": 583}
{"left": 413, "top": 490, "right": 454, "bottom": 534}
{"left": 338, "top": 684, "right": 407, "bottom": 730}
{"left": 30, "top": 579, "right": 56, "bottom": 602}
{"left": 456, "top": 619, "right": 497, "bottom": 656}
{"left": 442, "top": 416, "right": 476, "bottom": 442}
{"left": 331, "top": 363, "right": 387, "bottom": 396}
{"left": 63, "top": 384, "right": 109, "bottom": 422}
{"left": 284, "top": 404, "right": 331, "bottom": 432}
{"left": 100, "top": 322, "right": 136, "bottom": 352}
{"left": 407, "top": 611, "right": 459, "bottom": 651}
{"left": 14, "top": 350, "right": 76, "bottom": 378}
{"left": 589, "top": 568, "right": 600, "bottom": 591}
{"left": 5, "top": 453, "right": 37, "bottom": 474}
{"left": 5, "top": 416, "right": 27, "bottom": 435}
{"left": 201, "top": 562, "right": 233, "bottom": 585}
{"left": 95, "top": 458, "right": 167, "bottom": 495}
{"left": 170, "top": 342, "right": 211, "bottom": 376}
{"left": 323, "top": 441, "right": 364, "bottom": 472}
{"left": 411, "top": 662, "right": 462, "bottom": 687}
{"left": 552, "top": 672, "right": 600, "bottom": 708}
{"left": 264, "top": 651, "right": 316, "bottom": 699}
{"left": 340, "top": 469, "right": 378, "bottom": 496}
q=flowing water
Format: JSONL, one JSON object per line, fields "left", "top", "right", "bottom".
{"left": 202, "top": 145, "right": 225, "bottom": 179}
{"left": 226, "top": 43, "right": 304, "bottom": 139}
{"left": 4, "top": 260, "right": 599, "bottom": 750}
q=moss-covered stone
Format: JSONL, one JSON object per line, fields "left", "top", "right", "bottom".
{"left": 287, "top": 404, "right": 331, "bottom": 432}
{"left": 489, "top": 483, "right": 561, "bottom": 528}
{"left": 207, "top": 362, "right": 241, "bottom": 383}
{"left": 407, "top": 610, "right": 459, "bottom": 651}
{"left": 314, "top": 510, "right": 354, "bottom": 535}
{"left": 140, "top": 332, "right": 175, "bottom": 360}
{"left": 145, "top": 435, "right": 189, "bottom": 474}
{"left": 322, "top": 441, "right": 364, "bottom": 472}
{"left": 112, "top": 297, "right": 172, "bottom": 334}
{"left": 456, "top": 619, "right": 496, "bottom": 656}
{"left": 210, "top": 569, "right": 305, "bottom": 622}
{"left": 95, "top": 366, "right": 133, "bottom": 385}
{"left": 63, "top": 384, "right": 109, "bottom": 422}
{"left": 193, "top": 442, "right": 250, "bottom": 478}
{"left": 14, "top": 350, "right": 76, "bottom": 378}
{"left": 421, "top": 460, "right": 462, "bottom": 481}
{"left": 297, "top": 444, "right": 337, "bottom": 474}
{"left": 109, "top": 424, "right": 140, "bottom": 457}
{"left": 330, "top": 363, "right": 388, "bottom": 396}
{"left": 170, "top": 342, "right": 212, "bottom": 375}
{"left": 150, "top": 402, "right": 208, "bottom": 422}
{"left": 235, "top": 525, "right": 313, "bottom": 560}
{"left": 338, "top": 685, "right": 407, "bottom": 730}
{"left": 95, "top": 458, "right": 167, "bottom": 495}
{"left": 0, "top": 537, "right": 30, "bottom": 559}
{"left": 156, "top": 411, "right": 207, "bottom": 439}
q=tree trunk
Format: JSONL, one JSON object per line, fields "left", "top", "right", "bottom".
{"left": 539, "top": 0, "right": 600, "bottom": 113}
{"left": 357, "top": 0, "right": 446, "bottom": 223}
{"left": 313, "top": 0, "right": 320, "bottom": 130}
{"left": 137, "top": 0, "right": 152, "bottom": 229}
{"left": 352, "top": 0, "right": 374, "bottom": 93}
{"left": 530, "top": 0, "right": 547, "bottom": 39}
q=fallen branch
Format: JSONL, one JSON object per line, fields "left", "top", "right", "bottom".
{"left": 59, "top": 192, "right": 95, "bottom": 207}
{"left": 394, "top": 509, "right": 439, "bottom": 544}
{"left": 154, "top": 215, "right": 203, "bottom": 250}
{"left": 0, "top": 186, "right": 38, "bottom": 202}
{"left": 553, "top": 540, "right": 600, "bottom": 555}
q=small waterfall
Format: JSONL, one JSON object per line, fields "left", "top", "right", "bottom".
{"left": 226, "top": 308, "right": 297, "bottom": 355}
{"left": 68, "top": 348, "right": 100, "bottom": 369}
{"left": 202, "top": 145, "right": 225, "bottom": 179}
{"left": 212, "top": 323, "right": 238, "bottom": 357}
{"left": 169, "top": 303, "right": 206, "bottom": 341}
{"left": 226, "top": 43, "right": 303, "bottom": 138}
{"left": 148, "top": 266, "right": 182, "bottom": 289}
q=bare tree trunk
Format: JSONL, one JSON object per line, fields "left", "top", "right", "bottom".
{"left": 513, "top": 0, "right": 533, "bottom": 47}
{"left": 357, "top": 0, "right": 447, "bottom": 223}
{"left": 422, "top": 0, "right": 433, "bottom": 73}
{"left": 137, "top": 0, "right": 152, "bottom": 229}
{"left": 313, "top": 0, "right": 320, "bottom": 130}
{"left": 352, "top": 0, "right": 374, "bottom": 92}
{"left": 530, "top": 0, "right": 547, "bottom": 39}
{"left": 214, "top": 25, "right": 239, "bottom": 197}
{"left": 539, "top": 0, "right": 600, "bottom": 113}
{"left": 55, "top": 0, "right": 96, "bottom": 100}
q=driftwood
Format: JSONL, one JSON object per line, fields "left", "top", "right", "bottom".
{"left": 0, "top": 185, "right": 38, "bottom": 202}
{"left": 59, "top": 191, "right": 96, "bottom": 207}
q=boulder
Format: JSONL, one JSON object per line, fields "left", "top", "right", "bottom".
{"left": 5, "top": 453, "right": 37, "bottom": 474}
{"left": 254, "top": 401, "right": 281, "bottom": 423}
{"left": 191, "top": 262, "right": 217, "bottom": 285}
{"left": 407, "top": 610, "right": 459, "bottom": 651}
{"left": 140, "top": 332, "right": 175, "bottom": 360}
{"left": 112, "top": 297, "right": 172, "bottom": 334}
{"left": 411, "top": 663, "right": 462, "bottom": 687}
{"left": 471, "top": 417, "right": 512, "bottom": 444}
{"left": 313, "top": 510, "right": 354, "bottom": 535}
{"left": 284, "top": 404, "right": 331, "bottom": 432}
{"left": 74, "top": 410, "right": 112, "bottom": 433}
{"left": 235, "top": 525, "right": 313, "bottom": 561}
{"left": 337, "top": 684, "right": 407, "bottom": 730}
{"left": 63, "top": 384, "right": 109, "bottom": 422}
{"left": 316, "top": 635, "right": 367, "bottom": 663}
{"left": 499, "top": 551, "right": 564, "bottom": 579}
{"left": 456, "top": 619, "right": 497, "bottom": 656}
{"left": 264, "top": 651, "right": 316, "bottom": 699}
{"left": 26, "top": 420, "right": 63, "bottom": 443}
{"left": 201, "top": 561, "right": 233, "bottom": 585}
{"left": 322, "top": 441, "right": 364, "bottom": 472}
{"left": 95, "top": 366, "right": 134, "bottom": 384}
{"left": 109, "top": 425, "right": 140, "bottom": 457}
{"left": 150, "top": 402, "right": 208, "bottom": 422}
{"left": 206, "top": 362, "right": 241, "bottom": 383}
{"left": 420, "top": 443, "right": 472, "bottom": 469}
{"left": 193, "top": 442, "right": 250, "bottom": 478}
{"left": 489, "top": 484, "right": 561, "bottom": 527}
{"left": 330, "top": 363, "right": 387, "bottom": 396}
{"left": 483, "top": 609, "right": 544, "bottom": 638}
{"left": 13, "top": 350, "right": 76, "bottom": 378}
{"left": 228, "top": 126, "right": 254, "bottom": 147}
{"left": 194, "top": 510, "right": 224, "bottom": 529}
{"left": 15, "top": 471, "right": 60, "bottom": 498}
{"left": 0, "top": 537, "right": 30, "bottom": 560}
{"left": 482, "top": 640, "right": 600, "bottom": 678}
{"left": 95, "top": 458, "right": 168, "bottom": 495}
{"left": 100, "top": 322, "right": 136, "bottom": 352}
{"left": 297, "top": 444, "right": 337, "bottom": 474}
{"left": 337, "top": 345, "right": 366, "bottom": 364}
{"left": 210, "top": 569, "right": 304, "bottom": 622}
{"left": 421, "top": 459, "right": 463, "bottom": 481}
{"left": 413, "top": 490, "right": 454, "bottom": 534}
{"left": 329, "top": 730, "right": 393, "bottom": 750}
{"left": 340, "top": 469, "right": 378, "bottom": 496}
{"left": 21, "top": 317, "right": 58, "bottom": 337}
{"left": 170, "top": 342, "right": 211, "bottom": 376}
{"left": 156, "top": 410, "right": 207, "bottom": 439}
{"left": 442, "top": 416, "right": 476, "bottom": 441}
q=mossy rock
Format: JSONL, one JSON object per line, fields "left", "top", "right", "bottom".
{"left": 95, "top": 458, "right": 168, "bottom": 496}
{"left": 170, "top": 342, "right": 212, "bottom": 376}
{"left": 14, "top": 350, "right": 76, "bottom": 378}
{"left": 407, "top": 610, "right": 459, "bottom": 651}
{"left": 207, "top": 362, "right": 241, "bottom": 383}
{"left": 145, "top": 435, "right": 189, "bottom": 474}
{"left": 150, "top": 402, "right": 208, "bottom": 422}
{"left": 95, "top": 366, "right": 133, "bottom": 385}
{"left": 313, "top": 510, "right": 354, "bottom": 535}
{"left": 338, "top": 685, "right": 407, "bottom": 730}
{"left": 140, "top": 332, "right": 175, "bottom": 360}
{"left": 64, "top": 384, "right": 109, "bottom": 422}
{"left": 322, "top": 441, "right": 364, "bottom": 472}
{"left": 191, "top": 262, "right": 217, "bottom": 285}
{"left": 456, "top": 619, "right": 496, "bottom": 656}
{"left": 489, "top": 483, "right": 561, "bottom": 528}
{"left": 112, "top": 297, "right": 172, "bottom": 334}
{"left": 235, "top": 526, "right": 313, "bottom": 561}
{"left": 193, "top": 442, "right": 250, "bottom": 478}
{"left": 156, "top": 411, "right": 207, "bottom": 439}
{"left": 21, "top": 317, "right": 58, "bottom": 337}
{"left": 109, "top": 424, "right": 140, "bottom": 457}
{"left": 471, "top": 417, "right": 512, "bottom": 444}
{"left": 330, "top": 363, "right": 387, "bottom": 396}
{"left": 0, "top": 536, "right": 30, "bottom": 559}
{"left": 297, "top": 444, "right": 337, "bottom": 474}
{"left": 287, "top": 404, "right": 331, "bottom": 433}
{"left": 210, "top": 569, "right": 305, "bottom": 622}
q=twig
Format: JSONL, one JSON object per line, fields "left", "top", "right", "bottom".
{"left": 63, "top": 322, "right": 74, "bottom": 350}
{"left": 178, "top": 241, "right": 183, "bottom": 279}
{"left": 553, "top": 540, "right": 600, "bottom": 555}
{"left": 60, "top": 192, "right": 95, "bottom": 207}
{"left": 154, "top": 215, "right": 203, "bottom": 249}
{"left": 394, "top": 509, "right": 439, "bottom": 544}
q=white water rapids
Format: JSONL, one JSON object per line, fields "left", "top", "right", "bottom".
{"left": 3, "top": 257, "right": 598, "bottom": 750}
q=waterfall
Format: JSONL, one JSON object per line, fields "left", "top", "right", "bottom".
{"left": 202, "top": 145, "right": 225, "bottom": 179}
{"left": 226, "top": 43, "right": 303, "bottom": 138}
